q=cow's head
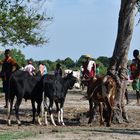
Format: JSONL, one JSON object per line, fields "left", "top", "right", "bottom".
{"left": 102, "top": 75, "right": 116, "bottom": 96}
{"left": 65, "top": 72, "right": 77, "bottom": 89}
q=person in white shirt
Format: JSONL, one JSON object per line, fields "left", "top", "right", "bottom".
{"left": 24, "top": 59, "right": 35, "bottom": 76}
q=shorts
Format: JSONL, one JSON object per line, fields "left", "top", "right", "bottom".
{"left": 132, "top": 79, "right": 140, "bottom": 91}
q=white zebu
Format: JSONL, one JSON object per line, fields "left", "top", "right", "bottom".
{"left": 64, "top": 69, "right": 81, "bottom": 89}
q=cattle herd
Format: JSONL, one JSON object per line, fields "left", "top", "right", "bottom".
{"left": 4, "top": 69, "right": 116, "bottom": 127}
{"left": 7, "top": 70, "right": 77, "bottom": 126}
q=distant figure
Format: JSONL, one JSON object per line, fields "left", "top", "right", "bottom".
{"left": 38, "top": 62, "right": 47, "bottom": 76}
{"left": 130, "top": 49, "right": 140, "bottom": 105}
{"left": 80, "top": 54, "right": 96, "bottom": 93}
{"left": 54, "top": 63, "right": 62, "bottom": 77}
{"left": 0, "top": 49, "right": 19, "bottom": 108}
{"left": 24, "top": 59, "right": 35, "bottom": 76}
{"left": 82, "top": 54, "right": 96, "bottom": 79}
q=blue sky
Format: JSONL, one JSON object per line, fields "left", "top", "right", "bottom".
{"left": 3, "top": 0, "right": 140, "bottom": 61}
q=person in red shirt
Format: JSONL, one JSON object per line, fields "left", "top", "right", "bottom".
{"left": 82, "top": 54, "right": 96, "bottom": 79}
{"left": 0, "top": 49, "right": 19, "bottom": 108}
{"left": 130, "top": 49, "right": 140, "bottom": 104}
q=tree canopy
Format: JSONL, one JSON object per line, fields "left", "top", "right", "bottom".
{"left": 0, "top": 0, "right": 51, "bottom": 47}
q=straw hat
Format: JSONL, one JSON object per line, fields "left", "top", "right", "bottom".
{"left": 84, "top": 54, "right": 91, "bottom": 58}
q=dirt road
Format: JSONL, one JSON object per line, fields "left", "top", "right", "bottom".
{"left": 0, "top": 89, "right": 140, "bottom": 140}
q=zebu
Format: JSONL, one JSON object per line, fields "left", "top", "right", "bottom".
{"left": 43, "top": 72, "right": 77, "bottom": 126}
{"left": 7, "top": 70, "right": 44, "bottom": 126}
{"left": 87, "top": 75, "right": 116, "bottom": 127}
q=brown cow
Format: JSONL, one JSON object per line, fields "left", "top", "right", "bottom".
{"left": 87, "top": 75, "right": 116, "bottom": 127}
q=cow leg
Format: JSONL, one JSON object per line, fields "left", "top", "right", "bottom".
{"left": 31, "top": 99, "right": 36, "bottom": 124}
{"left": 41, "top": 91, "right": 45, "bottom": 118}
{"left": 15, "top": 98, "right": 22, "bottom": 125}
{"left": 55, "top": 101, "right": 61, "bottom": 125}
{"left": 7, "top": 95, "right": 14, "bottom": 126}
{"left": 88, "top": 102, "right": 98, "bottom": 124}
{"left": 60, "top": 101, "right": 65, "bottom": 126}
{"left": 44, "top": 97, "right": 48, "bottom": 125}
{"left": 105, "top": 98, "right": 112, "bottom": 127}
{"left": 37, "top": 101, "right": 42, "bottom": 125}
{"left": 49, "top": 99, "right": 56, "bottom": 126}
{"left": 88, "top": 98, "right": 93, "bottom": 117}
{"left": 99, "top": 103, "right": 104, "bottom": 125}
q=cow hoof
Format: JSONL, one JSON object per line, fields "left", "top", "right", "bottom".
{"left": 100, "top": 122, "right": 104, "bottom": 126}
{"left": 44, "top": 120, "right": 48, "bottom": 126}
{"left": 106, "top": 123, "right": 110, "bottom": 127}
{"left": 52, "top": 123, "right": 57, "bottom": 126}
{"left": 16, "top": 119, "right": 21, "bottom": 126}
{"left": 32, "top": 120, "right": 36, "bottom": 124}
{"left": 18, "top": 123, "right": 21, "bottom": 126}
{"left": 57, "top": 122, "right": 61, "bottom": 126}
{"left": 44, "top": 123, "right": 48, "bottom": 126}
{"left": 88, "top": 120, "right": 92, "bottom": 124}
{"left": 7, "top": 120, "right": 11, "bottom": 126}
{"left": 62, "top": 122, "right": 65, "bottom": 126}
{"left": 38, "top": 116, "right": 42, "bottom": 125}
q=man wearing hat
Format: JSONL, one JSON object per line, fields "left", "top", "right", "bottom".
{"left": 82, "top": 54, "right": 96, "bottom": 79}
{"left": 0, "top": 49, "right": 19, "bottom": 108}
{"left": 54, "top": 63, "right": 62, "bottom": 77}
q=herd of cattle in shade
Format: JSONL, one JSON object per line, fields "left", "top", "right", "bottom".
{"left": 6, "top": 69, "right": 116, "bottom": 127}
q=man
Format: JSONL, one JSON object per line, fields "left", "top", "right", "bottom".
{"left": 130, "top": 49, "right": 140, "bottom": 105}
{"left": 81, "top": 54, "right": 96, "bottom": 99}
{"left": 24, "top": 59, "right": 35, "bottom": 76}
{"left": 0, "top": 49, "right": 19, "bottom": 108}
{"left": 82, "top": 54, "right": 96, "bottom": 79}
{"left": 54, "top": 63, "right": 62, "bottom": 77}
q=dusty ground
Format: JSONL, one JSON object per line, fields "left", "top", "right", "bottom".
{"left": 0, "top": 88, "right": 140, "bottom": 140}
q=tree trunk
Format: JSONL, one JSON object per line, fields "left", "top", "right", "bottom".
{"left": 108, "top": 0, "right": 137, "bottom": 123}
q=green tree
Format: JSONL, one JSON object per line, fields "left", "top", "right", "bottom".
{"left": 97, "top": 56, "right": 110, "bottom": 68}
{"left": 95, "top": 60, "right": 107, "bottom": 75}
{"left": 0, "top": 0, "right": 51, "bottom": 47}
{"left": 11, "top": 49, "right": 26, "bottom": 66}
{"left": 64, "top": 57, "right": 75, "bottom": 68}
{"left": 76, "top": 55, "right": 86, "bottom": 67}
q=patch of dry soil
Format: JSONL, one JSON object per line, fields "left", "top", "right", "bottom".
{"left": 0, "top": 89, "right": 140, "bottom": 140}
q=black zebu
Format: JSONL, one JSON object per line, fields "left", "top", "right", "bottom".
{"left": 43, "top": 72, "right": 77, "bottom": 126}
{"left": 7, "top": 70, "right": 44, "bottom": 126}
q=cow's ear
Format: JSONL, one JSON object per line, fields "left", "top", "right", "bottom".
{"left": 70, "top": 71, "right": 73, "bottom": 76}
